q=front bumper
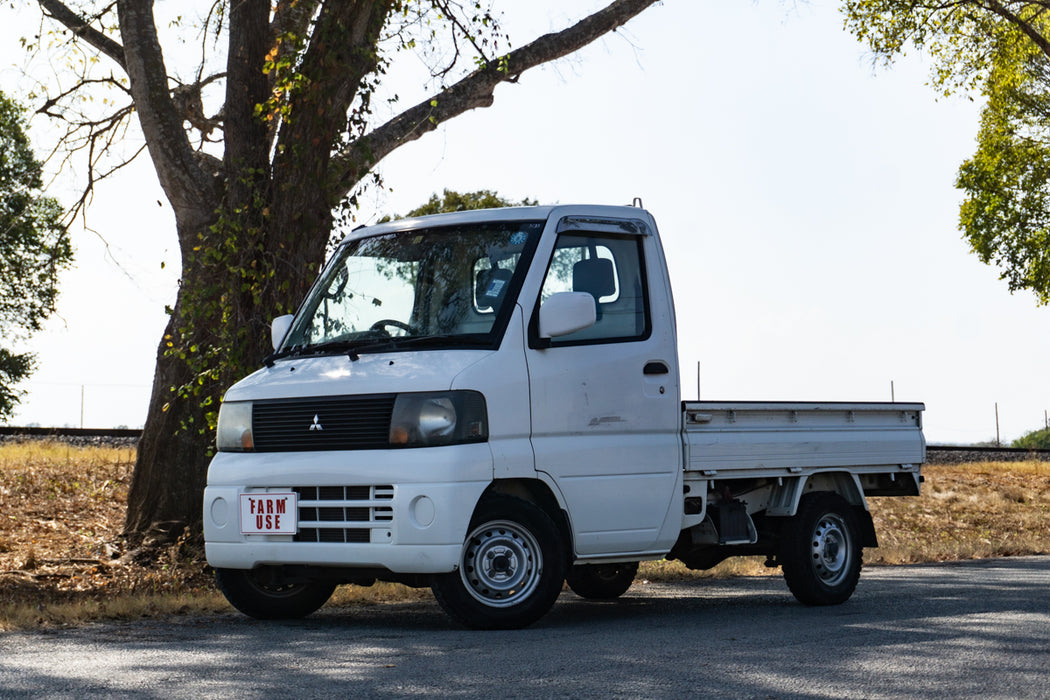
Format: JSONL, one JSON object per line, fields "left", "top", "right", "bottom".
{"left": 203, "top": 444, "right": 492, "bottom": 574}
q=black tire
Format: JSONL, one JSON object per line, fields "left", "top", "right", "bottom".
{"left": 431, "top": 495, "right": 566, "bottom": 630}
{"left": 780, "top": 493, "right": 863, "bottom": 606}
{"left": 566, "top": 562, "right": 639, "bottom": 600}
{"left": 215, "top": 567, "right": 336, "bottom": 619}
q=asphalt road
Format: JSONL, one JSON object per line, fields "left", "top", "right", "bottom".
{"left": 2, "top": 556, "right": 1049, "bottom": 699}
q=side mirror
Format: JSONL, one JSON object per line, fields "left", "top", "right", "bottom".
{"left": 539, "top": 292, "right": 596, "bottom": 339}
{"left": 271, "top": 314, "right": 294, "bottom": 351}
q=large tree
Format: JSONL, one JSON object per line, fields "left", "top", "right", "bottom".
{"left": 0, "top": 91, "right": 73, "bottom": 421}
{"left": 23, "top": 0, "right": 663, "bottom": 543}
{"left": 385, "top": 188, "right": 537, "bottom": 220}
{"left": 843, "top": 1, "right": 1050, "bottom": 304}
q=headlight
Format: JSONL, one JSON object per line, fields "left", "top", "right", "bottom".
{"left": 389, "top": 391, "right": 487, "bottom": 447}
{"left": 216, "top": 401, "right": 254, "bottom": 452}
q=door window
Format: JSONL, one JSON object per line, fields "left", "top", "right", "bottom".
{"left": 537, "top": 233, "right": 650, "bottom": 345}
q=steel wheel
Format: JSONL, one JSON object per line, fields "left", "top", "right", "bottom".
{"left": 808, "top": 512, "right": 853, "bottom": 587}
{"left": 431, "top": 494, "right": 566, "bottom": 629}
{"left": 780, "top": 492, "right": 863, "bottom": 606}
{"left": 460, "top": 519, "right": 543, "bottom": 607}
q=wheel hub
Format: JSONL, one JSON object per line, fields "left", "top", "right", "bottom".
{"left": 486, "top": 549, "right": 516, "bottom": 577}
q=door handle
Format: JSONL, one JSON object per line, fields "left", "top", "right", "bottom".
{"left": 643, "top": 361, "right": 669, "bottom": 375}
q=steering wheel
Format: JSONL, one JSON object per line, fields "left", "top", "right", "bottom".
{"left": 369, "top": 319, "right": 419, "bottom": 336}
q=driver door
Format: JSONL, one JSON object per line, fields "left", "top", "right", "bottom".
{"left": 525, "top": 222, "right": 681, "bottom": 556}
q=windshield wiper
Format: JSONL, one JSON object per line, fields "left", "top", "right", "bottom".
{"left": 266, "top": 334, "right": 485, "bottom": 366}
{"left": 346, "top": 338, "right": 399, "bottom": 361}
{"left": 262, "top": 339, "right": 359, "bottom": 367}
{"left": 262, "top": 344, "right": 306, "bottom": 367}
{"left": 347, "top": 334, "right": 485, "bottom": 361}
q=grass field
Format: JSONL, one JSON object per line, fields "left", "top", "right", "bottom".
{"left": 1, "top": 442, "right": 1048, "bottom": 630}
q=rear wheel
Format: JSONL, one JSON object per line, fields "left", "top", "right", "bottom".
{"left": 431, "top": 495, "right": 566, "bottom": 630}
{"left": 780, "top": 493, "right": 863, "bottom": 606}
{"left": 566, "top": 562, "right": 639, "bottom": 600}
{"left": 215, "top": 567, "right": 336, "bottom": 619}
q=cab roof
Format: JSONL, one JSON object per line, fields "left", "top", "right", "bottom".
{"left": 338, "top": 204, "right": 654, "bottom": 245}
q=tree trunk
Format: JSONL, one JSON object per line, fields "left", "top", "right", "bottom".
{"left": 123, "top": 209, "right": 328, "bottom": 540}
{"left": 123, "top": 206, "right": 228, "bottom": 540}
{"left": 123, "top": 307, "right": 213, "bottom": 539}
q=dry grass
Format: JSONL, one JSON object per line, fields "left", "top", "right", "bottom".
{"left": 2, "top": 443, "right": 1048, "bottom": 630}
{"left": 0, "top": 441, "right": 226, "bottom": 630}
{"left": 866, "top": 461, "right": 1050, "bottom": 564}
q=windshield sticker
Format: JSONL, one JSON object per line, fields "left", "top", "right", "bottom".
{"left": 486, "top": 278, "right": 507, "bottom": 296}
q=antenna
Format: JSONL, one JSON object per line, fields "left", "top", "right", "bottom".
{"left": 632, "top": 197, "right": 643, "bottom": 208}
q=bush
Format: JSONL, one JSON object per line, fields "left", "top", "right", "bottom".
{"left": 1012, "top": 427, "right": 1050, "bottom": 450}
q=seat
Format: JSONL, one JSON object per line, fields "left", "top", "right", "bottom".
{"left": 475, "top": 267, "right": 513, "bottom": 312}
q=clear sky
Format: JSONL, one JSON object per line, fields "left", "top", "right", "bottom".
{"left": 2, "top": 1, "right": 1047, "bottom": 444}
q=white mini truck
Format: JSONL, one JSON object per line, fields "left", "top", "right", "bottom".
{"left": 204, "top": 204, "right": 925, "bottom": 629}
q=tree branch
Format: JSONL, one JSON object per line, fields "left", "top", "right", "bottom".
{"left": 37, "top": 0, "right": 126, "bottom": 70}
{"left": 331, "top": 0, "right": 661, "bottom": 193}
{"left": 35, "top": 75, "right": 131, "bottom": 118}
{"left": 271, "top": 1, "right": 393, "bottom": 200}
{"left": 267, "top": 0, "right": 323, "bottom": 151}
{"left": 116, "top": 0, "right": 218, "bottom": 227}
{"left": 986, "top": 0, "right": 1050, "bottom": 60}
{"left": 271, "top": 0, "right": 322, "bottom": 62}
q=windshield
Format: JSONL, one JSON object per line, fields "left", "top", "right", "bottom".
{"left": 280, "top": 220, "right": 543, "bottom": 356}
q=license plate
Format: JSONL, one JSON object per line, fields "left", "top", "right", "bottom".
{"left": 240, "top": 493, "right": 298, "bottom": 535}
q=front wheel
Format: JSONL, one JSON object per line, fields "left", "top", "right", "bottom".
{"left": 566, "top": 562, "right": 638, "bottom": 600}
{"left": 779, "top": 493, "right": 863, "bottom": 606}
{"left": 215, "top": 567, "right": 336, "bottom": 619}
{"left": 431, "top": 495, "right": 566, "bottom": 630}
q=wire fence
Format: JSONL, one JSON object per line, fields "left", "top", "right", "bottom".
{"left": 6, "top": 382, "right": 151, "bottom": 430}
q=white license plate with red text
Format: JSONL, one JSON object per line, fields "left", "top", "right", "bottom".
{"left": 240, "top": 493, "right": 298, "bottom": 535}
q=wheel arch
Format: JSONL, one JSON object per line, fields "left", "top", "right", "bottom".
{"left": 768, "top": 471, "right": 868, "bottom": 514}
{"left": 767, "top": 471, "right": 877, "bottom": 548}
{"left": 481, "top": 478, "right": 574, "bottom": 561}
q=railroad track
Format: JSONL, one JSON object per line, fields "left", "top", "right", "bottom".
{"left": 0, "top": 426, "right": 142, "bottom": 439}
{"left": 923, "top": 444, "right": 1050, "bottom": 463}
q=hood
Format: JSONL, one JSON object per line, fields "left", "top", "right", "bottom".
{"left": 223, "top": 349, "right": 492, "bottom": 402}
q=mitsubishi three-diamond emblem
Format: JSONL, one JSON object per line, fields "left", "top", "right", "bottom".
{"left": 309, "top": 414, "right": 324, "bottom": 431}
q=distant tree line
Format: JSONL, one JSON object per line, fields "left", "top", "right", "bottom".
{"left": 1013, "top": 426, "right": 1050, "bottom": 450}
{"left": 0, "top": 91, "right": 73, "bottom": 421}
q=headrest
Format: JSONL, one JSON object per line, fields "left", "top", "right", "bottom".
{"left": 572, "top": 258, "right": 615, "bottom": 299}
{"left": 476, "top": 267, "right": 513, "bottom": 310}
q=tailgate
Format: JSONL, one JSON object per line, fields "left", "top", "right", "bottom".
{"left": 682, "top": 401, "right": 925, "bottom": 477}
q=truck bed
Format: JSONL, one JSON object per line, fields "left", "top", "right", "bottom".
{"left": 683, "top": 401, "right": 925, "bottom": 478}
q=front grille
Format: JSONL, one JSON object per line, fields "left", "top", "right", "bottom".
{"left": 252, "top": 395, "right": 396, "bottom": 452}
{"left": 292, "top": 485, "right": 394, "bottom": 543}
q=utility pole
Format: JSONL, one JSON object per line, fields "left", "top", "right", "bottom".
{"left": 995, "top": 403, "right": 1000, "bottom": 447}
